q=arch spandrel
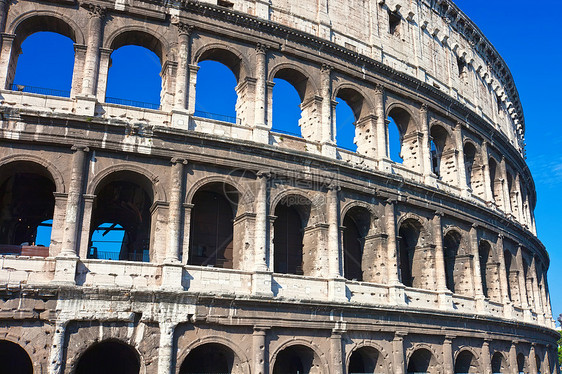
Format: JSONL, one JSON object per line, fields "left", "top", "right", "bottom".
{"left": 8, "top": 11, "right": 86, "bottom": 46}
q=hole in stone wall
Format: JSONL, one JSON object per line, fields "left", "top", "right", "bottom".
{"left": 388, "top": 10, "right": 401, "bottom": 36}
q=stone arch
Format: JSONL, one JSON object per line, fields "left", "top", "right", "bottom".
{"left": 71, "top": 338, "right": 144, "bottom": 374}
{"left": 185, "top": 175, "right": 252, "bottom": 211}
{"left": 463, "top": 140, "right": 485, "bottom": 198}
{"left": 397, "top": 214, "right": 432, "bottom": 289}
{"left": 488, "top": 156, "right": 503, "bottom": 206}
{"left": 396, "top": 213, "right": 430, "bottom": 240}
{"left": 269, "top": 338, "right": 328, "bottom": 374}
{"left": 0, "top": 154, "right": 65, "bottom": 193}
{"left": 332, "top": 82, "right": 375, "bottom": 120}
{"left": 491, "top": 351, "right": 508, "bottom": 373}
{"left": 429, "top": 122, "right": 456, "bottom": 182}
{"left": 386, "top": 103, "right": 422, "bottom": 170}
{"left": 268, "top": 62, "right": 319, "bottom": 101}
{"left": 345, "top": 341, "right": 392, "bottom": 374}
{"left": 0, "top": 338, "right": 35, "bottom": 374}
{"left": 9, "top": 11, "right": 85, "bottom": 45}
{"left": 442, "top": 228, "right": 465, "bottom": 294}
{"left": 105, "top": 26, "right": 170, "bottom": 64}
{"left": 385, "top": 103, "right": 419, "bottom": 134}
{"left": 193, "top": 42, "right": 250, "bottom": 82}
{"left": 270, "top": 188, "right": 318, "bottom": 222}
{"left": 340, "top": 200, "right": 378, "bottom": 230}
{"left": 406, "top": 344, "right": 442, "bottom": 374}
{"left": 453, "top": 347, "right": 482, "bottom": 373}
{"left": 87, "top": 164, "right": 166, "bottom": 202}
{"left": 177, "top": 336, "right": 251, "bottom": 374}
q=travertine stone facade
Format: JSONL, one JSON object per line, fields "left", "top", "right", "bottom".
{"left": 0, "top": 0, "right": 557, "bottom": 373}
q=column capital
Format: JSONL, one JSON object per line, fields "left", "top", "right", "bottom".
{"left": 255, "top": 42, "right": 269, "bottom": 54}
{"left": 175, "top": 22, "right": 194, "bottom": 36}
{"left": 71, "top": 144, "right": 90, "bottom": 152}
{"left": 253, "top": 326, "right": 269, "bottom": 334}
{"left": 84, "top": 3, "right": 106, "bottom": 18}
{"left": 374, "top": 83, "right": 384, "bottom": 95}
{"left": 171, "top": 157, "right": 188, "bottom": 165}
{"left": 394, "top": 330, "right": 408, "bottom": 339}
{"left": 256, "top": 170, "right": 274, "bottom": 179}
{"left": 420, "top": 103, "right": 428, "bottom": 112}
{"left": 321, "top": 63, "right": 333, "bottom": 73}
{"left": 434, "top": 210, "right": 444, "bottom": 217}
{"left": 497, "top": 233, "right": 505, "bottom": 240}
{"left": 327, "top": 182, "right": 341, "bottom": 192}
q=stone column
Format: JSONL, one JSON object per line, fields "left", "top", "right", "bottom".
{"left": 0, "top": 33, "right": 14, "bottom": 89}
{"left": 420, "top": 104, "right": 432, "bottom": 178}
{"left": 157, "top": 322, "right": 177, "bottom": 374}
{"left": 328, "top": 185, "right": 341, "bottom": 277}
{"left": 384, "top": 200, "right": 399, "bottom": 284}
{"left": 443, "top": 336, "right": 454, "bottom": 374}
{"left": 252, "top": 327, "right": 268, "bottom": 374}
{"left": 481, "top": 142, "right": 493, "bottom": 204}
{"left": 78, "top": 194, "right": 95, "bottom": 259}
{"left": 470, "top": 224, "right": 485, "bottom": 301}
{"left": 60, "top": 146, "right": 89, "bottom": 257}
{"left": 253, "top": 43, "right": 269, "bottom": 142}
{"left": 530, "top": 259, "right": 544, "bottom": 317}
{"left": 71, "top": 44, "right": 87, "bottom": 98}
{"left": 165, "top": 159, "right": 186, "bottom": 263}
{"left": 433, "top": 212, "right": 448, "bottom": 293}
{"left": 392, "top": 331, "right": 406, "bottom": 374}
{"left": 481, "top": 339, "right": 492, "bottom": 374}
{"left": 508, "top": 341, "right": 518, "bottom": 373}
{"left": 374, "top": 84, "right": 387, "bottom": 161}
{"left": 95, "top": 48, "right": 112, "bottom": 101}
{"left": 254, "top": 171, "right": 271, "bottom": 271}
{"left": 515, "top": 246, "right": 530, "bottom": 310}
{"left": 496, "top": 235, "right": 511, "bottom": 305}
{"left": 181, "top": 204, "right": 194, "bottom": 264}
{"left": 500, "top": 157, "right": 511, "bottom": 214}
{"left": 454, "top": 123, "right": 469, "bottom": 194}
{"left": 186, "top": 64, "right": 199, "bottom": 115}
{"left": 81, "top": 5, "right": 105, "bottom": 97}
{"left": 529, "top": 344, "right": 538, "bottom": 374}
{"left": 0, "top": 0, "right": 8, "bottom": 35}
{"left": 48, "top": 320, "right": 68, "bottom": 374}
{"left": 174, "top": 23, "right": 193, "bottom": 111}
{"left": 330, "top": 331, "right": 344, "bottom": 374}
{"left": 321, "top": 64, "right": 336, "bottom": 157}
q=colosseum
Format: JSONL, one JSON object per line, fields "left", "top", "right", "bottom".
{"left": 0, "top": 0, "right": 557, "bottom": 372}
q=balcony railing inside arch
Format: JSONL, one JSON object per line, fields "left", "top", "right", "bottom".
{"left": 9, "top": 83, "right": 70, "bottom": 98}
{"left": 193, "top": 110, "right": 239, "bottom": 124}
{"left": 105, "top": 97, "right": 160, "bottom": 110}
{"left": 87, "top": 247, "right": 149, "bottom": 262}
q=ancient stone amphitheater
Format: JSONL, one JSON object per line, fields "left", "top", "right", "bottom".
{"left": 0, "top": 0, "right": 557, "bottom": 372}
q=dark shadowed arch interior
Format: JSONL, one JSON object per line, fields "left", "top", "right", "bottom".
{"left": 274, "top": 196, "right": 309, "bottom": 275}
{"left": 189, "top": 183, "right": 238, "bottom": 269}
{"left": 273, "top": 345, "right": 318, "bottom": 374}
{"left": 89, "top": 171, "right": 153, "bottom": 262}
{"left": 398, "top": 219, "right": 423, "bottom": 287}
{"left": 489, "top": 158, "right": 502, "bottom": 204}
{"left": 443, "top": 230, "right": 462, "bottom": 293}
{"left": 430, "top": 125, "right": 448, "bottom": 178}
{"left": 491, "top": 352, "right": 507, "bottom": 373}
{"left": 0, "top": 162, "right": 55, "bottom": 253}
{"left": 387, "top": 107, "right": 411, "bottom": 164}
{"left": 180, "top": 343, "right": 235, "bottom": 374}
{"left": 407, "top": 348, "right": 436, "bottom": 374}
{"left": 504, "top": 250, "right": 513, "bottom": 301}
{"left": 464, "top": 142, "right": 477, "bottom": 189}
{"left": 478, "top": 240, "right": 491, "bottom": 298}
{"left": 0, "top": 340, "right": 33, "bottom": 374}
{"left": 348, "top": 346, "right": 385, "bottom": 374}
{"left": 517, "top": 353, "right": 526, "bottom": 373}
{"left": 454, "top": 350, "right": 478, "bottom": 373}
{"left": 75, "top": 340, "right": 140, "bottom": 374}
{"left": 343, "top": 206, "right": 371, "bottom": 281}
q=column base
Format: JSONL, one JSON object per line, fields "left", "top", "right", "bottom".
{"left": 503, "top": 302, "right": 514, "bottom": 319}
{"left": 438, "top": 290, "right": 454, "bottom": 310}
{"left": 388, "top": 283, "right": 406, "bottom": 306}
{"left": 171, "top": 109, "right": 191, "bottom": 131}
{"left": 328, "top": 277, "right": 348, "bottom": 302}
{"left": 161, "top": 262, "right": 185, "bottom": 291}
{"left": 251, "top": 271, "right": 274, "bottom": 297}
{"left": 74, "top": 95, "right": 98, "bottom": 117}
{"left": 53, "top": 256, "right": 78, "bottom": 285}
{"left": 475, "top": 296, "right": 488, "bottom": 314}
{"left": 252, "top": 125, "right": 270, "bottom": 144}
{"left": 322, "top": 142, "right": 337, "bottom": 158}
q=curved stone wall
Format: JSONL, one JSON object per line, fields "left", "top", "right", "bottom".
{"left": 0, "top": 0, "right": 556, "bottom": 373}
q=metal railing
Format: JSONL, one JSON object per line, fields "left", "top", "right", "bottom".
{"left": 193, "top": 109, "right": 238, "bottom": 124}
{"left": 271, "top": 127, "right": 302, "bottom": 137}
{"left": 9, "top": 83, "right": 70, "bottom": 98}
{"left": 105, "top": 96, "right": 160, "bottom": 110}
{"left": 87, "top": 249, "right": 149, "bottom": 262}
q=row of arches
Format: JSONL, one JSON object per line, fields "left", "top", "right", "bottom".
{"left": 0, "top": 157, "right": 548, "bottom": 311}
{"left": 0, "top": 337, "right": 545, "bottom": 374}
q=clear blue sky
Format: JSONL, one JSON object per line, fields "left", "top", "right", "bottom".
{"left": 12, "top": 0, "right": 562, "bottom": 323}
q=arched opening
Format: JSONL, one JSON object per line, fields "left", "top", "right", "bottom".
{"left": 76, "top": 340, "right": 139, "bottom": 374}
{"left": 443, "top": 230, "right": 462, "bottom": 294}
{"left": 180, "top": 343, "right": 237, "bottom": 374}
{"left": 195, "top": 49, "right": 242, "bottom": 123}
{"left": 335, "top": 97, "right": 357, "bottom": 152}
{"left": 273, "top": 196, "right": 310, "bottom": 275}
{"left": 189, "top": 183, "right": 238, "bottom": 268}
{"left": 463, "top": 142, "right": 476, "bottom": 189}
{"left": 398, "top": 219, "right": 425, "bottom": 288}
{"left": 0, "top": 340, "right": 33, "bottom": 374}
{"left": 516, "top": 353, "right": 526, "bottom": 374}
{"left": 491, "top": 352, "right": 507, "bottom": 373}
{"left": 348, "top": 346, "right": 386, "bottom": 374}
{"left": 429, "top": 125, "right": 449, "bottom": 180}
{"left": 106, "top": 31, "right": 164, "bottom": 109}
{"left": 504, "top": 250, "right": 514, "bottom": 302}
{"left": 272, "top": 345, "right": 321, "bottom": 374}
{"left": 454, "top": 350, "right": 478, "bottom": 373}
{"left": 89, "top": 171, "right": 153, "bottom": 262}
{"left": 272, "top": 68, "right": 311, "bottom": 137}
{"left": 0, "top": 162, "right": 55, "bottom": 257}
{"left": 12, "top": 31, "right": 74, "bottom": 96}
{"left": 8, "top": 16, "right": 77, "bottom": 94}
{"left": 489, "top": 158, "right": 502, "bottom": 205}
{"left": 535, "top": 352, "right": 542, "bottom": 374}
{"left": 387, "top": 107, "right": 416, "bottom": 169}
{"left": 407, "top": 348, "right": 437, "bottom": 374}
{"left": 342, "top": 207, "right": 372, "bottom": 281}
{"left": 478, "top": 240, "right": 491, "bottom": 298}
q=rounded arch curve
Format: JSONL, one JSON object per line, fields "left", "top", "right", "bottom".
{"left": 453, "top": 347, "right": 482, "bottom": 373}
{"left": 345, "top": 341, "right": 392, "bottom": 374}
{"left": 0, "top": 154, "right": 65, "bottom": 193}
{"left": 192, "top": 42, "right": 250, "bottom": 82}
{"left": 332, "top": 82, "right": 375, "bottom": 120}
{"left": 0, "top": 337, "right": 35, "bottom": 374}
{"left": 268, "top": 62, "right": 319, "bottom": 100}
{"left": 270, "top": 188, "right": 314, "bottom": 213}
{"left": 104, "top": 26, "right": 170, "bottom": 63}
{"left": 385, "top": 102, "right": 419, "bottom": 133}
{"left": 71, "top": 338, "right": 144, "bottom": 374}
{"left": 176, "top": 335, "right": 251, "bottom": 374}
{"left": 86, "top": 164, "right": 166, "bottom": 202}
{"left": 462, "top": 138, "right": 480, "bottom": 152}
{"left": 396, "top": 213, "right": 429, "bottom": 238}
{"left": 185, "top": 175, "right": 250, "bottom": 209}
{"left": 9, "top": 11, "right": 85, "bottom": 45}
{"left": 340, "top": 200, "right": 378, "bottom": 226}
{"left": 406, "top": 344, "right": 442, "bottom": 372}
{"left": 269, "top": 338, "right": 329, "bottom": 374}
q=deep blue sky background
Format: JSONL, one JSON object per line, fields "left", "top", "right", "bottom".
{"left": 12, "top": 0, "right": 562, "bottom": 323}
